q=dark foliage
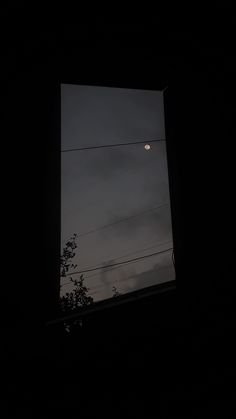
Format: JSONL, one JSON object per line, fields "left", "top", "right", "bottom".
{"left": 60, "top": 233, "right": 78, "bottom": 278}
{"left": 59, "top": 234, "right": 94, "bottom": 331}
{"left": 112, "top": 286, "right": 121, "bottom": 298}
{"left": 60, "top": 274, "right": 93, "bottom": 312}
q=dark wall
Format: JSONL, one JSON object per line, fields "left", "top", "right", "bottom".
{"left": 4, "top": 11, "right": 235, "bottom": 416}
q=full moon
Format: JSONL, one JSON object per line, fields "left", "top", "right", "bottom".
{"left": 144, "top": 144, "right": 151, "bottom": 150}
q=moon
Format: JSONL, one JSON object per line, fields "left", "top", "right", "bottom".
{"left": 144, "top": 144, "right": 151, "bottom": 150}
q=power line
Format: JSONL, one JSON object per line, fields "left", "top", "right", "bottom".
{"left": 62, "top": 247, "right": 173, "bottom": 281}
{"left": 61, "top": 240, "right": 173, "bottom": 287}
{"left": 73, "top": 240, "right": 173, "bottom": 279}
{"left": 61, "top": 246, "right": 174, "bottom": 289}
{"left": 61, "top": 175, "right": 170, "bottom": 245}
{"left": 78, "top": 202, "right": 170, "bottom": 238}
{"left": 61, "top": 138, "right": 165, "bottom": 153}
{"left": 81, "top": 245, "right": 174, "bottom": 284}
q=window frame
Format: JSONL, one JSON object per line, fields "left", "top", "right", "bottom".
{"left": 46, "top": 79, "right": 179, "bottom": 326}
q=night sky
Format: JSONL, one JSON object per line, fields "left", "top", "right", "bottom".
{"left": 61, "top": 84, "right": 175, "bottom": 302}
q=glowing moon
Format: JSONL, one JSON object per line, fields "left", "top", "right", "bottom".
{"left": 144, "top": 144, "right": 151, "bottom": 150}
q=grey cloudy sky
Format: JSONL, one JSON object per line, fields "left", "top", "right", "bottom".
{"left": 61, "top": 84, "right": 175, "bottom": 302}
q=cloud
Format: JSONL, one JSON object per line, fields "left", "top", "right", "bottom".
{"left": 86, "top": 258, "right": 175, "bottom": 302}
{"left": 123, "top": 261, "right": 175, "bottom": 293}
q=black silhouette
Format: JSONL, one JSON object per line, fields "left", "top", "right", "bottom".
{"left": 60, "top": 234, "right": 94, "bottom": 331}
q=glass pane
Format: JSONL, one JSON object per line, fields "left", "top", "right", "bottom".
{"left": 61, "top": 84, "right": 175, "bottom": 309}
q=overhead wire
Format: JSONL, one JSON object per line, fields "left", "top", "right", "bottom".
{"left": 61, "top": 247, "right": 173, "bottom": 287}
{"left": 61, "top": 239, "right": 173, "bottom": 286}
{"left": 61, "top": 138, "right": 165, "bottom": 153}
{"left": 78, "top": 202, "right": 170, "bottom": 238}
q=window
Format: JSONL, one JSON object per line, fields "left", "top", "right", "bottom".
{"left": 60, "top": 84, "right": 175, "bottom": 311}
